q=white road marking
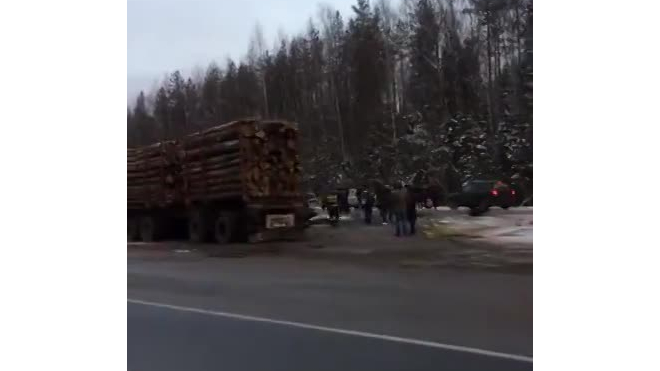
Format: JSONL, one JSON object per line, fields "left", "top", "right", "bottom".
{"left": 127, "top": 298, "right": 532, "bottom": 363}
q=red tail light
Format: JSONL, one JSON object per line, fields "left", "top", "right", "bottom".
{"left": 511, "top": 190, "right": 516, "bottom": 195}
{"left": 491, "top": 189, "right": 499, "bottom": 196}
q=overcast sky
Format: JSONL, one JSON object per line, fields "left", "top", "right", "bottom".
{"left": 128, "top": 0, "right": 359, "bottom": 105}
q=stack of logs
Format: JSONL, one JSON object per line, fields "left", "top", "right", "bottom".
{"left": 127, "top": 141, "right": 182, "bottom": 208}
{"left": 240, "top": 120, "right": 301, "bottom": 198}
{"left": 181, "top": 119, "right": 302, "bottom": 201}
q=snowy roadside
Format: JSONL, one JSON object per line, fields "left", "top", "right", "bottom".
{"left": 418, "top": 208, "right": 533, "bottom": 247}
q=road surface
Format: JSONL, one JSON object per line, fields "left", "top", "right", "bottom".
{"left": 128, "top": 251, "right": 532, "bottom": 370}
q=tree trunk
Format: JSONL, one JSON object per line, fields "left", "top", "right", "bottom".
{"left": 331, "top": 75, "right": 347, "bottom": 162}
{"left": 486, "top": 16, "right": 495, "bottom": 136}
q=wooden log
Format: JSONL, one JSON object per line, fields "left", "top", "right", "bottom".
{"left": 182, "top": 130, "right": 240, "bottom": 149}
{"left": 183, "top": 158, "right": 241, "bottom": 174}
{"left": 188, "top": 191, "right": 243, "bottom": 201}
{"left": 182, "top": 153, "right": 241, "bottom": 169}
{"left": 127, "top": 170, "right": 164, "bottom": 179}
{"left": 186, "top": 177, "right": 242, "bottom": 186}
{"left": 204, "top": 151, "right": 241, "bottom": 162}
{"left": 197, "top": 120, "right": 250, "bottom": 135}
{"left": 130, "top": 173, "right": 176, "bottom": 182}
{"left": 186, "top": 185, "right": 241, "bottom": 196}
{"left": 184, "top": 166, "right": 240, "bottom": 179}
{"left": 258, "top": 120, "right": 298, "bottom": 132}
{"left": 127, "top": 163, "right": 178, "bottom": 173}
{"left": 127, "top": 182, "right": 175, "bottom": 190}
{"left": 129, "top": 165, "right": 173, "bottom": 174}
{"left": 186, "top": 181, "right": 242, "bottom": 191}
{"left": 184, "top": 140, "right": 240, "bottom": 160}
{"left": 130, "top": 140, "right": 177, "bottom": 152}
{"left": 187, "top": 185, "right": 242, "bottom": 195}
{"left": 127, "top": 158, "right": 175, "bottom": 171}
{"left": 181, "top": 120, "right": 257, "bottom": 145}
{"left": 127, "top": 186, "right": 163, "bottom": 194}
{"left": 185, "top": 175, "right": 239, "bottom": 185}
{"left": 187, "top": 186, "right": 243, "bottom": 195}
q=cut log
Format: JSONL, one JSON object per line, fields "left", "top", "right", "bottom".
{"left": 130, "top": 174, "right": 177, "bottom": 183}
{"left": 185, "top": 166, "right": 240, "bottom": 179}
{"left": 182, "top": 131, "right": 240, "bottom": 148}
{"left": 187, "top": 185, "right": 243, "bottom": 195}
{"left": 188, "top": 186, "right": 242, "bottom": 195}
{"left": 184, "top": 159, "right": 241, "bottom": 174}
{"left": 186, "top": 182, "right": 242, "bottom": 192}
{"left": 184, "top": 140, "right": 240, "bottom": 160}
{"left": 127, "top": 170, "right": 164, "bottom": 179}
{"left": 127, "top": 158, "right": 176, "bottom": 171}
{"left": 182, "top": 154, "right": 241, "bottom": 169}
{"left": 188, "top": 192, "right": 243, "bottom": 201}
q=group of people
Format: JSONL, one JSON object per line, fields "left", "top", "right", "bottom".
{"left": 367, "top": 184, "right": 417, "bottom": 236}
{"left": 332, "top": 183, "right": 418, "bottom": 237}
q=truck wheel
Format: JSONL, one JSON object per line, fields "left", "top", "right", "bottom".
{"left": 188, "top": 209, "right": 211, "bottom": 243}
{"left": 501, "top": 205, "right": 510, "bottom": 210}
{"left": 448, "top": 202, "right": 458, "bottom": 210}
{"left": 214, "top": 213, "right": 235, "bottom": 244}
{"left": 128, "top": 217, "right": 140, "bottom": 241}
{"left": 139, "top": 216, "right": 159, "bottom": 242}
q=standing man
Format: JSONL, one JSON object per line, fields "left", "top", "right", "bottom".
{"left": 378, "top": 185, "right": 392, "bottom": 225}
{"left": 405, "top": 185, "right": 418, "bottom": 235}
{"left": 391, "top": 183, "right": 408, "bottom": 237}
{"left": 338, "top": 189, "right": 349, "bottom": 214}
{"left": 362, "top": 189, "right": 375, "bottom": 224}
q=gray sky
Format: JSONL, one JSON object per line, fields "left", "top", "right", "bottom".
{"left": 128, "top": 0, "right": 358, "bottom": 105}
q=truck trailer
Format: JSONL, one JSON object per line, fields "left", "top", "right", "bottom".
{"left": 127, "top": 119, "right": 306, "bottom": 247}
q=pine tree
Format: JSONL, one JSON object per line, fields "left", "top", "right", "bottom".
{"left": 184, "top": 78, "right": 200, "bottom": 131}
{"left": 347, "top": 0, "right": 387, "bottom": 161}
{"left": 167, "top": 71, "right": 187, "bottom": 137}
{"left": 131, "top": 91, "right": 156, "bottom": 145}
{"left": 153, "top": 87, "right": 169, "bottom": 139}
{"left": 201, "top": 62, "right": 223, "bottom": 124}
{"left": 219, "top": 60, "right": 239, "bottom": 120}
{"left": 408, "top": 0, "right": 442, "bottom": 126}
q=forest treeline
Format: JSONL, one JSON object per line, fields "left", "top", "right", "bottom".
{"left": 127, "top": 0, "right": 533, "bottom": 200}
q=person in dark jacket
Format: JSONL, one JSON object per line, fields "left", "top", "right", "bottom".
{"left": 337, "top": 189, "right": 349, "bottom": 214}
{"left": 405, "top": 185, "right": 417, "bottom": 235}
{"left": 362, "top": 189, "right": 375, "bottom": 224}
{"left": 391, "top": 183, "right": 408, "bottom": 237}
{"left": 377, "top": 185, "right": 392, "bottom": 225}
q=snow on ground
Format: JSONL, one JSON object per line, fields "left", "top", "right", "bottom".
{"left": 307, "top": 204, "right": 532, "bottom": 246}
{"left": 419, "top": 208, "right": 533, "bottom": 246}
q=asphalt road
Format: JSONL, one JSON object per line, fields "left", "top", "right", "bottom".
{"left": 128, "top": 301, "right": 531, "bottom": 371}
{"left": 128, "top": 252, "right": 532, "bottom": 370}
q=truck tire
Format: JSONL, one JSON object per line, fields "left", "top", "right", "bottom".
{"left": 128, "top": 217, "right": 140, "bottom": 241}
{"left": 139, "top": 216, "right": 160, "bottom": 242}
{"left": 448, "top": 202, "right": 458, "bottom": 210}
{"left": 213, "top": 212, "right": 235, "bottom": 244}
{"left": 188, "top": 209, "right": 212, "bottom": 243}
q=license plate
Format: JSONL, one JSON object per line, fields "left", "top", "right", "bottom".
{"left": 266, "top": 214, "right": 295, "bottom": 229}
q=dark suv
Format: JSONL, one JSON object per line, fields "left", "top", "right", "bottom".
{"left": 447, "top": 180, "right": 516, "bottom": 216}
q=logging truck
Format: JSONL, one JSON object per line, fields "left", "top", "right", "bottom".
{"left": 127, "top": 119, "right": 306, "bottom": 247}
